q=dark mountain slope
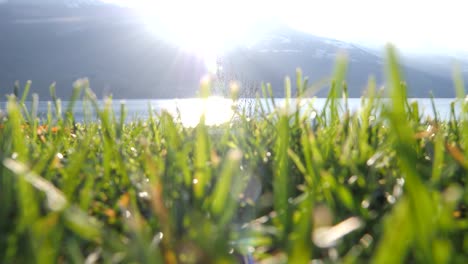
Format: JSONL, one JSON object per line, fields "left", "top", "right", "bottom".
{"left": 0, "top": 4, "right": 207, "bottom": 99}
{"left": 0, "top": 3, "right": 462, "bottom": 98}
{"left": 221, "top": 29, "right": 456, "bottom": 97}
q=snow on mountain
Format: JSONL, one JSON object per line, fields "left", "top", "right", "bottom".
{"left": 322, "top": 39, "right": 353, "bottom": 49}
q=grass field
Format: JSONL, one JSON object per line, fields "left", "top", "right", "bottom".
{"left": 1, "top": 46, "right": 468, "bottom": 263}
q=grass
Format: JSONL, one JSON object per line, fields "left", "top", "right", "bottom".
{"left": 0, "top": 46, "right": 468, "bottom": 263}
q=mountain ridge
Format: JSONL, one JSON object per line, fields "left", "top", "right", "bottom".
{"left": 0, "top": 3, "right": 464, "bottom": 99}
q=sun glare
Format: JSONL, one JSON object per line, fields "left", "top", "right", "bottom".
{"left": 168, "top": 97, "right": 234, "bottom": 127}
{"left": 104, "top": 0, "right": 267, "bottom": 73}
{"left": 103, "top": 0, "right": 468, "bottom": 58}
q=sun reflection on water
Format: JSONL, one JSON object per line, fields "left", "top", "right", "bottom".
{"left": 168, "top": 96, "right": 234, "bottom": 127}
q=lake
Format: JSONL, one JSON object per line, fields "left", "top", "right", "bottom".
{"left": 0, "top": 98, "right": 459, "bottom": 127}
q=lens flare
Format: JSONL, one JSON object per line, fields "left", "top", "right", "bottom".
{"left": 101, "top": 0, "right": 267, "bottom": 73}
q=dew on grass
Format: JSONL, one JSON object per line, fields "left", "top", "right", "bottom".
{"left": 311, "top": 111, "right": 317, "bottom": 119}
{"left": 393, "top": 184, "right": 403, "bottom": 198}
{"left": 247, "top": 246, "right": 255, "bottom": 253}
{"left": 313, "top": 217, "right": 363, "bottom": 248}
{"left": 360, "top": 234, "right": 373, "bottom": 248}
{"left": 367, "top": 152, "right": 383, "bottom": 166}
{"left": 138, "top": 191, "right": 150, "bottom": 199}
{"left": 347, "top": 175, "right": 358, "bottom": 185}
{"left": 396, "top": 178, "right": 405, "bottom": 186}
{"left": 3, "top": 68, "right": 467, "bottom": 262}
{"left": 3, "top": 159, "right": 67, "bottom": 211}
{"left": 151, "top": 232, "right": 164, "bottom": 248}
{"left": 361, "top": 200, "right": 370, "bottom": 209}
{"left": 85, "top": 249, "right": 101, "bottom": 264}
{"left": 124, "top": 210, "right": 131, "bottom": 219}
{"left": 256, "top": 215, "right": 270, "bottom": 224}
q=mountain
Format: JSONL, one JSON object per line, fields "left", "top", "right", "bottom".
{"left": 0, "top": 2, "right": 208, "bottom": 99}
{"left": 0, "top": 2, "right": 465, "bottom": 99}
{"left": 400, "top": 54, "right": 468, "bottom": 80}
{"left": 220, "top": 27, "right": 463, "bottom": 97}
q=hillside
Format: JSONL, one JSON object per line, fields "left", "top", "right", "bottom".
{"left": 0, "top": 2, "right": 463, "bottom": 98}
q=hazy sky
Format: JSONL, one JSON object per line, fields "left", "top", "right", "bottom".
{"left": 3, "top": 0, "right": 467, "bottom": 54}
{"left": 280, "top": 0, "right": 467, "bottom": 55}
{"left": 101, "top": 0, "right": 467, "bottom": 55}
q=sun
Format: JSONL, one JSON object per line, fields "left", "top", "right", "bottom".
{"left": 103, "top": 0, "right": 262, "bottom": 73}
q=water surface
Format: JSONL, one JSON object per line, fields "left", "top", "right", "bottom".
{"left": 0, "top": 98, "right": 459, "bottom": 127}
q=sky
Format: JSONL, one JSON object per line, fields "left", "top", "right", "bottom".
{"left": 106, "top": 0, "right": 468, "bottom": 55}
{"left": 98, "top": 0, "right": 468, "bottom": 55}
{"left": 3, "top": 0, "right": 468, "bottom": 55}
{"left": 280, "top": 0, "right": 468, "bottom": 55}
